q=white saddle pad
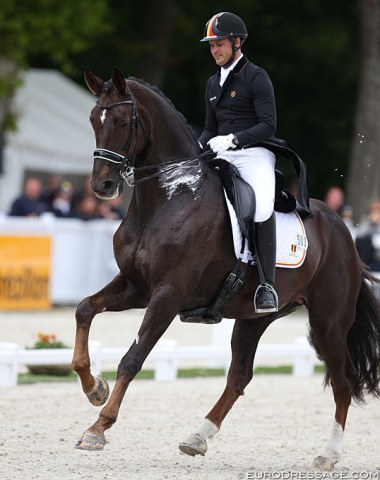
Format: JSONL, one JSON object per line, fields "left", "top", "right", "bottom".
{"left": 224, "top": 193, "right": 308, "bottom": 268}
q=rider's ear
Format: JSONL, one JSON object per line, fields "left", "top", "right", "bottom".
{"left": 111, "top": 67, "right": 127, "bottom": 95}
{"left": 84, "top": 67, "right": 104, "bottom": 96}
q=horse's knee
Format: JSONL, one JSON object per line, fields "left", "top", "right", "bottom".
{"left": 118, "top": 354, "right": 142, "bottom": 379}
{"left": 76, "top": 298, "right": 94, "bottom": 327}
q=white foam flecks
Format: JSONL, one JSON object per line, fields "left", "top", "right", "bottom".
{"left": 159, "top": 161, "right": 202, "bottom": 200}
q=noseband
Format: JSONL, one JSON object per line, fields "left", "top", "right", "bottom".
{"left": 93, "top": 92, "right": 139, "bottom": 185}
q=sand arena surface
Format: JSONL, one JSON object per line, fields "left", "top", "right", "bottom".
{"left": 1, "top": 375, "right": 379, "bottom": 480}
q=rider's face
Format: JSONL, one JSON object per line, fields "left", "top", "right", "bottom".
{"left": 209, "top": 38, "right": 233, "bottom": 67}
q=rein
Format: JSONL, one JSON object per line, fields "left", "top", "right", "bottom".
{"left": 93, "top": 94, "right": 215, "bottom": 187}
{"left": 94, "top": 148, "right": 213, "bottom": 186}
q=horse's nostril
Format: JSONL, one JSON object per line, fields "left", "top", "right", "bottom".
{"left": 101, "top": 180, "right": 116, "bottom": 192}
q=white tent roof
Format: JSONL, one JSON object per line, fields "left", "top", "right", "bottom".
{"left": 0, "top": 69, "right": 97, "bottom": 211}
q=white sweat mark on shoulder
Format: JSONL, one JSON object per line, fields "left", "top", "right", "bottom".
{"left": 100, "top": 109, "right": 107, "bottom": 125}
{"left": 159, "top": 160, "right": 202, "bottom": 200}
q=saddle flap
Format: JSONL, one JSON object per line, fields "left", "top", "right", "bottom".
{"left": 211, "top": 158, "right": 255, "bottom": 237}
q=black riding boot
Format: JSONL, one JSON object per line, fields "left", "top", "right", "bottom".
{"left": 253, "top": 213, "right": 278, "bottom": 313}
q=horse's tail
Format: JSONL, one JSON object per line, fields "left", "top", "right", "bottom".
{"left": 346, "top": 267, "right": 380, "bottom": 402}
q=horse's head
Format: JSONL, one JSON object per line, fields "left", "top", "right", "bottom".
{"left": 84, "top": 67, "right": 147, "bottom": 199}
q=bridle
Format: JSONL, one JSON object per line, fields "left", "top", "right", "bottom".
{"left": 92, "top": 91, "right": 215, "bottom": 187}
{"left": 93, "top": 91, "right": 140, "bottom": 186}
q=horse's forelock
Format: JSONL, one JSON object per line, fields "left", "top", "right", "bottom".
{"left": 104, "top": 80, "right": 114, "bottom": 94}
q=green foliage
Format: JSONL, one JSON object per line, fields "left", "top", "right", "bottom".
{"left": 18, "top": 365, "right": 325, "bottom": 384}
{"left": 0, "top": 0, "right": 109, "bottom": 73}
{"left": 31, "top": 333, "right": 69, "bottom": 349}
{"left": 0, "top": 0, "right": 360, "bottom": 196}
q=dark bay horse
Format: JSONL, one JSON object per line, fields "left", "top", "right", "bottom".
{"left": 72, "top": 67, "right": 380, "bottom": 470}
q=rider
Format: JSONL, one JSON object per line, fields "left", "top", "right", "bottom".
{"left": 198, "top": 12, "right": 278, "bottom": 313}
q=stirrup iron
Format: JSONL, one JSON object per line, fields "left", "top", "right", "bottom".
{"left": 254, "top": 283, "right": 279, "bottom": 313}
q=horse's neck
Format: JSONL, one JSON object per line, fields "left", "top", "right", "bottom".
{"left": 131, "top": 88, "right": 205, "bottom": 216}
{"left": 138, "top": 87, "right": 198, "bottom": 161}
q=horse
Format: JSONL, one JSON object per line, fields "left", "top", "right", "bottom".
{"left": 71, "top": 67, "right": 380, "bottom": 470}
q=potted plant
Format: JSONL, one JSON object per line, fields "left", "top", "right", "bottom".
{"left": 27, "top": 332, "right": 72, "bottom": 376}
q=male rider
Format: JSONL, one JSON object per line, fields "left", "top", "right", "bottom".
{"left": 198, "top": 12, "right": 278, "bottom": 313}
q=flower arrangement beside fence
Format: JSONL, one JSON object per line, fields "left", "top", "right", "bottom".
{"left": 32, "top": 332, "right": 68, "bottom": 349}
{"left": 27, "top": 332, "right": 72, "bottom": 375}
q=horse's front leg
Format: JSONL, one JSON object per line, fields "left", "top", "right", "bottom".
{"left": 71, "top": 272, "right": 144, "bottom": 404}
{"left": 75, "top": 284, "right": 178, "bottom": 451}
{"left": 179, "top": 317, "right": 272, "bottom": 456}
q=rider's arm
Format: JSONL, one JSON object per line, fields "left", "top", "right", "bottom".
{"left": 198, "top": 78, "right": 218, "bottom": 148}
{"left": 234, "top": 68, "right": 277, "bottom": 148}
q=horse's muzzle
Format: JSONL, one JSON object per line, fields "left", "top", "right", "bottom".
{"left": 90, "top": 178, "right": 122, "bottom": 200}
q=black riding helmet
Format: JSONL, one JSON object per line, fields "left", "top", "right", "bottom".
{"left": 200, "top": 12, "right": 248, "bottom": 43}
{"left": 201, "top": 12, "right": 248, "bottom": 68}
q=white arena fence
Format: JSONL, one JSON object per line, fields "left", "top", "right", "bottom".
{"left": 0, "top": 336, "right": 320, "bottom": 387}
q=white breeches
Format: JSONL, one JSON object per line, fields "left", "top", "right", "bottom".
{"left": 217, "top": 147, "right": 276, "bottom": 222}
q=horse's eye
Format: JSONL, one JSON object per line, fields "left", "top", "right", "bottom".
{"left": 120, "top": 119, "right": 128, "bottom": 127}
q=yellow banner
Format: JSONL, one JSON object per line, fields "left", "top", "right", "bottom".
{"left": 0, "top": 236, "right": 51, "bottom": 310}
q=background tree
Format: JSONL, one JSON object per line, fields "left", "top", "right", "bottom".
{"left": 1, "top": 0, "right": 364, "bottom": 204}
{"left": 347, "top": 0, "right": 380, "bottom": 223}
{"left": 0, "top": 0, "right": 109, "bottom": 159}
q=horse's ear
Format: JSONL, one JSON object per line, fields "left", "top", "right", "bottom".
{"left": 84, "top": 67, "right": 104, "bottom": 96}
{"left": 112, "top": 67, "right": 127, "bottom": 95}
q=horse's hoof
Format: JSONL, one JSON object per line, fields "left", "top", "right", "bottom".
{"left": 86, "top": 376, "right": 110, "bottom": 406}
{"left": 179, "top": 433, "right": 208, "bottom": 457}
{"left": 75, "top": 431, "right": 106, "bottom": 451}
{"left": 312, "top": 455, "right": 336, "bottom": 471}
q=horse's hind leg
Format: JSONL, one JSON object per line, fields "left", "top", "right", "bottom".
{"left": 71, "top": 272, "right": 144, "bottom": 405}
{"left": 307, "top": 296, "right": 358, "bottom": 470}
{"left": 179, "top": 317, "right": 272, "bottom": 456}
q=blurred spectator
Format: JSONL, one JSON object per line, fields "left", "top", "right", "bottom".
{"left": 51, "top": 180, "right": 74, "bottom": 217}
{"left": 72, "top": 175, "right": 93, "bottom": 210}
{"left": 41, "top": 173, "right": 62, "bottom": 208}
{"left": 355, "top": 200, "right": 380, "bottom": 272}
{"left": 340, "top": 205, "right": 357, "bottom": 240}
{"left": 73, "top": 195, "right": 100, "bottom": 221}
{"left": 324, "top": 186, "right": 345, "bottom": 214}
{"left": 8, "top": 177, "right": 49, "bottom": 217}
{"left": 98, "top": 197, "right": 124, "bottom": 220}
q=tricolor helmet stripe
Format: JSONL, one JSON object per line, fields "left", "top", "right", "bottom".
{"left": 200, "top": 12, "right": 248, "bottom": 43}
{"left": 206, "top": 13, "right": 222, "bottom": 38}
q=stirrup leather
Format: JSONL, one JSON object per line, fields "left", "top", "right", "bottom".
{"left": 254, "top": 283, "right": 279, "bottom": 313}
